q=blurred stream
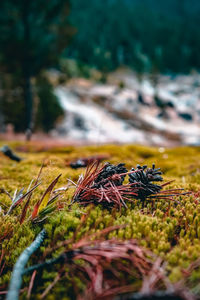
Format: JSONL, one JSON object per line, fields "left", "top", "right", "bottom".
{"left": 53, "top": 71, "right": 200, "bottom": 146}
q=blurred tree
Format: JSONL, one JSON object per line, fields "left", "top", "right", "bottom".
{"left": 1, "top": 73, "right": 25, "bottom": 132}
{"left": 35, "top": 74, "right": 64, "bottom": 132}
{"left": 67, "top": 0, "right": 200, "bottom": 74}
{"left": 0, "top": 0, "right": 74, "bottom": 135}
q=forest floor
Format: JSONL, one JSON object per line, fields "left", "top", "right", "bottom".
{"left": 1, "top": 141, "right": 200, "bottom": 299}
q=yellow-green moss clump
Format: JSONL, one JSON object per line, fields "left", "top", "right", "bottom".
{"left": 1, "top": 142, "right": 200, "bottom": 298}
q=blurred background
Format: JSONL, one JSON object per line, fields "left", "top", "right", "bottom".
{"left": 0, "top": 0, "right": 200, "bottom": 146}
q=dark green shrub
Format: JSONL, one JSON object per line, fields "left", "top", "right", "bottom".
{"left": 36, "top": 75, "right": 64, "bottom": 132}
{"left": 1, "top": 73, "right": 25, "bottom": 132}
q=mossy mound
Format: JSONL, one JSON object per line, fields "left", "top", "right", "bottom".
{"left": 1, "top": 142, "right": 200, "bottom": 299}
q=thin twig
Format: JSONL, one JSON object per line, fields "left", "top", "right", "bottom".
{"left": 40, "top": 273, "right": 60, "bottom": 299}
{"left": 27, "top": 270, "right": 37, "bottom": 299}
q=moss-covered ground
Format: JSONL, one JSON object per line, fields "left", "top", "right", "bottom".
{"left": 1, "top": 141, "right": 200, "bottom": 299}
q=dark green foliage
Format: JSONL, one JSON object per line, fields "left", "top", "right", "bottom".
{"left": 35, "top": 75, "right": 64, "bottom": 132}
{"left": 0, "top": 0, "right": 73, "bottom": 131}
{"left": 68, "top": 0, "right": 200, "bottom": 73}
{"left": 0, "top": 74, "right": 25, "bottom": 132}
{"left": 0, "top": 0, "right": 73, "bottom": 75}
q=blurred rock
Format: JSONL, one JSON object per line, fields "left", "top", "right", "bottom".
{"left": 0, "top": 145, "right": 22, "bottom": 162}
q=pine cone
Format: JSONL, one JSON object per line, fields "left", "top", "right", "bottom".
{"left": 94, "top": 163, "right": 127, "bottom": 187}
{"left": 129, "top": 164, "right": 163, "bottom": 200}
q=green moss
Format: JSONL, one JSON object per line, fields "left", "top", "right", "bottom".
{"left": 1, "top": 142, "right": 200, "bottom": 298}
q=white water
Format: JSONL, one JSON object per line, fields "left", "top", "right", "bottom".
{"left": 55, "top": 87, "right": 149, "bottom": 144}
{"left": 53, "top": 72, "right": 200, "bottom": 146}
